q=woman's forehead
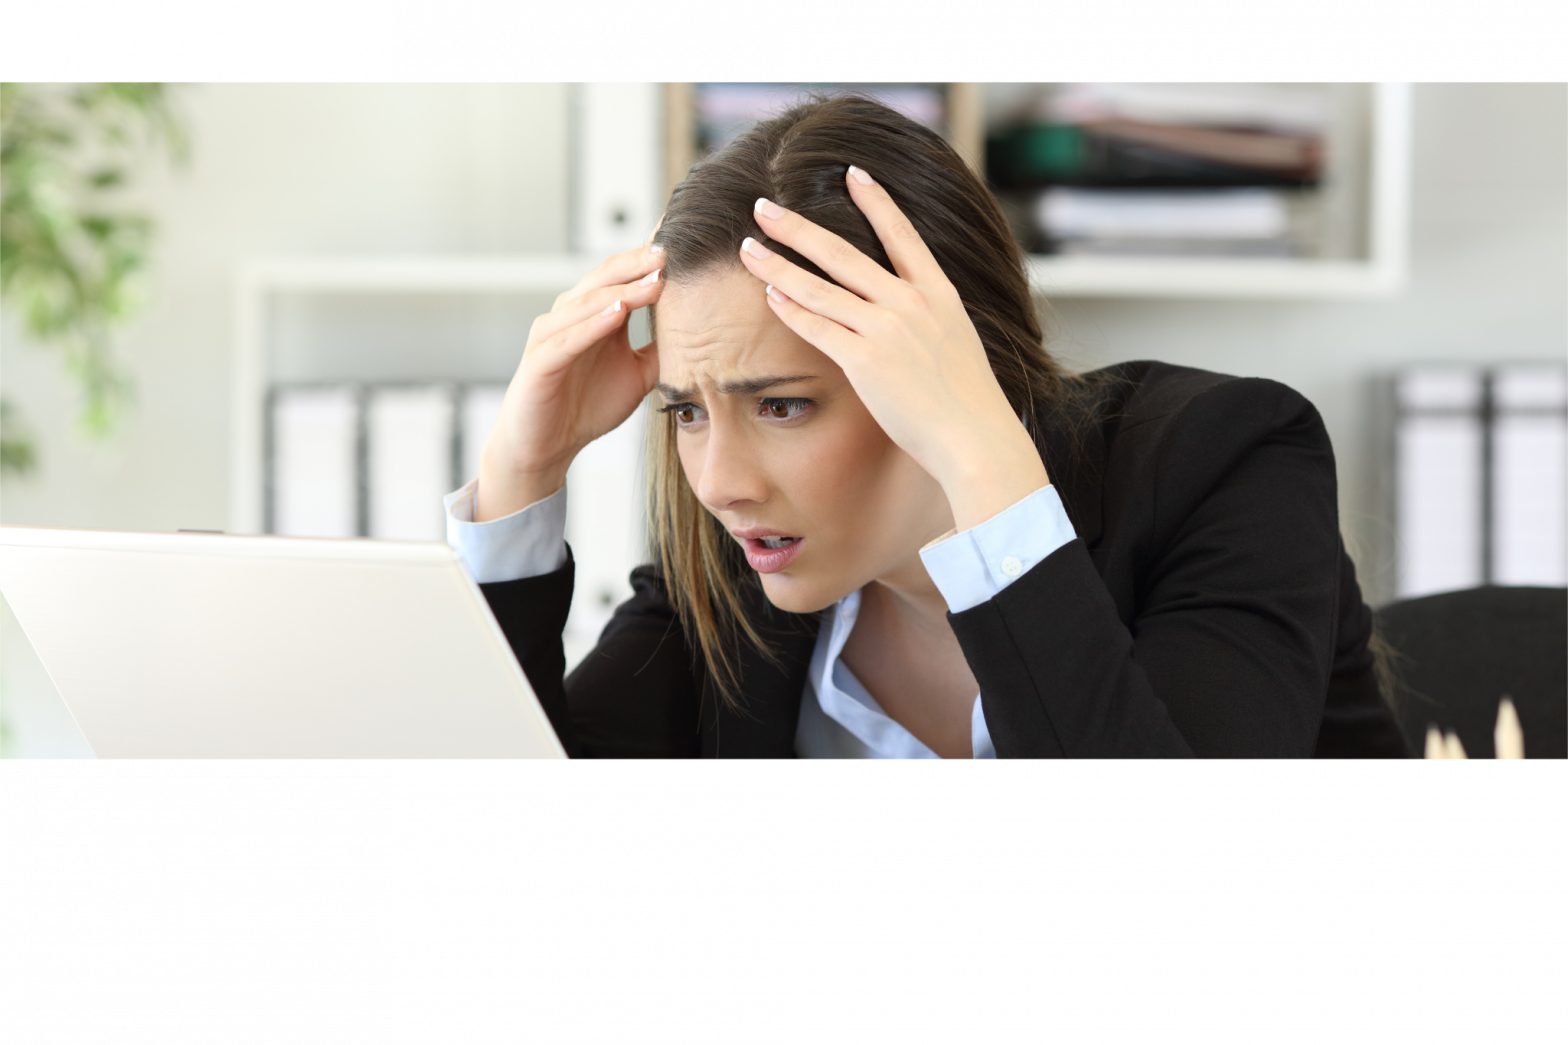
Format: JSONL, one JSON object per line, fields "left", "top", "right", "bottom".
{"left": 655, "top": 269, "right": 830, "bottom": 389}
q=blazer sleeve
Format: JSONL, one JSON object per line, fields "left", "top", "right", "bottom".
{"left": 949, "top": 379, "right": 1341, "bottom": 757}
{"left": 479, "top": 551, "right": 704, "bottom": 758}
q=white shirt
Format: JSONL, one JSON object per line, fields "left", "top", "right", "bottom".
{"left": 444, "top": 481, "right": 1078, "bottom": 758}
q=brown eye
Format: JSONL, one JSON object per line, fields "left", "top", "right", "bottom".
{"left": 675, "top": 406, "right": 696, "bottom": 424}
{"left": 768, "top": 401, "right": 791, "bottom": 419}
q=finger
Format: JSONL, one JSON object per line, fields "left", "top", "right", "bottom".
{"left": 843, "top": 166, "right": 945, "bottom": 287}
{"left": 557, "top": 242, "right": 664, "bottom": 306}
{"left": 533, "top": 266, "right": 664, "bottom": 344}
{"left": 737, "top": 234, "right": 881, "bottom": 335}
{"left": 630, "top": 337, "right": 660, "bottom": 393}
{"left": 531, "top": 295, "right": 639, "bottom": 372}
{"left": 751, "top": 196, "right": 907, "bottom": 305}
{"left": 760, "top": 283, "right": 863, "bottom": 366}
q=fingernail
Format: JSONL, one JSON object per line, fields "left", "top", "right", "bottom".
{"left": 649, "top": 244, "right": 664, "bottom": 254}
{"left": 741, "top": 236, "right": 773, "bottom": 260}
{"left": 600, "top": 299, "right": 622, "bottom": 317}
{"left": 765, "top": 284, "right": 789, "bottom": 304}
{"left": 639, "top": 269, "right": 661, "bottom": 286}
{"left": 754, "top": 197, "right": 786, "bottom": 220}
{"left": 847, "top": 165, "right": 874, "bottom": 186}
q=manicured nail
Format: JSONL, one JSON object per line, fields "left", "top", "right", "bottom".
{"left": 741, "top": 236, "right": 773, "bottom": 260}
{"left": 600, "top": 299, "right": 622, "bottom": 317}
{"left": 754, "top": 197, "right": 786, "bottom": 220}
{"left": 765, "top": 284, "right": 789, "bottom": 305}
{"left": 847, "top": 165, "right": 874, "bottom": 186}
{"left": 649, "top": 244, "right": 664, "bottom": 254}
{"left": 639, "top": 268, "right": 661, "bottom": 286}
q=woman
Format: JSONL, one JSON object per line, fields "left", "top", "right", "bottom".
{"left": 445, "top": 94, "right": 1409, "bottom": 758}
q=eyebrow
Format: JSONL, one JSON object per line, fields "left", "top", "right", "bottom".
{"left": 655, "top": 375, "right": 818, "bottom": 400}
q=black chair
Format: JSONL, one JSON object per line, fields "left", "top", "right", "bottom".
{"left": 1375, "top": 586, "right": 1566, "bottom": 758}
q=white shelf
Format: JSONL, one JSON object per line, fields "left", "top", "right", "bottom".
{"left": 238, "top": 254, "right": 599, "bottom": 295}
{"left": 230, "top": 254, "right": 600, "bottom": 538}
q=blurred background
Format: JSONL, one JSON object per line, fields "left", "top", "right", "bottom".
{"left": 2, "top": 82, "right": 1564, "bottom": 757}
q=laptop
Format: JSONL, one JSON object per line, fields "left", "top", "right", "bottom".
{"left": 0, "top": 527, "right": 566, "bottom": 758}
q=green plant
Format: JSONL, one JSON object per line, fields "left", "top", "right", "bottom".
{"left": 0, "top": 82, "right": 187, "bottom": 476}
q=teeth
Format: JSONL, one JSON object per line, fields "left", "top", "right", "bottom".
{"left": 760, "top": 537, "right": 795, "bottom": 549}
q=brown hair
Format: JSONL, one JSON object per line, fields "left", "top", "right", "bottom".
{"left": 648, "top": 92, "right": 1078, "bottom": 702}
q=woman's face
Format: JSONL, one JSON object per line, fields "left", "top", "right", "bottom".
{"left": 655, "top": 267, "right": 955, "bottom": 614}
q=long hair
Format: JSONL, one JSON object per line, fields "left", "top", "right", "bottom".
{"left": 647, "top": 93, "right": 1078, "bottom": 704}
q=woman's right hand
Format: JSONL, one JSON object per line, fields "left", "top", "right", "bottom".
{"left": 475, "top": 243, "right": 665, "bottom": 521}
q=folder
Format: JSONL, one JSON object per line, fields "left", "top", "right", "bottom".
{"left": 271, "top": 386, "right": 360, "bottom": 539}
{"left": 366, "top": 386, "right": 455, "bottom": 542}
{"left": 565, "top": 409, "right": 647, "bottom": 645}
{"left": 1395, "top": 367, "right": 1484, "bottom": 598}
{"left": 1492, "top": 365, "right": 1567, "bottom": 586}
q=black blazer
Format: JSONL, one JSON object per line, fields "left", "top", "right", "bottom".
{"left": 480, "top": 361, "right": 1411, "bottom": 758}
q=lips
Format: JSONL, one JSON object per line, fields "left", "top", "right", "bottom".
{"left": 731, "top": 528, "right": 804, "bottom": 574}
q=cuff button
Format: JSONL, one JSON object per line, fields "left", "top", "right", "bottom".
{"left": 1000, "top": 556, "right": 1023, "bottom": 578}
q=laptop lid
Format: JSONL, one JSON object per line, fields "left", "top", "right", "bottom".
{"left": 0, "top": 527, "right": 566, "bottom": 758}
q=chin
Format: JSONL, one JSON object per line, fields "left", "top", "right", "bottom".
{"left": 757, "top": 571, "right": 848, "bottom": 616}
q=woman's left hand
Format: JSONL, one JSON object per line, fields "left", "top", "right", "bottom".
{"left": 738, "top": 167, "right": 1049, "bottom": 532}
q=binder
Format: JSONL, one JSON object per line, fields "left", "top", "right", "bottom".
{"left": 1396, "top": 368, "right": 1484, "bottom": 598}
{"left": 1492, "top": 365, "right": 1567, "bottom": 586}
{"left": 270, "top": 386, "right": 359, "bottom": 539}
{"left": 565, "top": 409, "right": 647, "bottom": 645}
{"left": 366, "top": 386, "right": 455, "bottom": 541}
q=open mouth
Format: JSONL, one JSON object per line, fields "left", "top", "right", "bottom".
{"left": 740, "top": 534, "right": 805, "bottom": 573}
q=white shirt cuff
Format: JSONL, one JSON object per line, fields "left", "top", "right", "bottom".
{"left": 918, "top": 484, "right": 1077, "bottom": 613}
{"left": 444, "top": 479, "right": 569, "bottom": 584}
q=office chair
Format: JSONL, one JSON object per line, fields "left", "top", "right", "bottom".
{"left": 1375, "top": 586, "right": 1566, "bottom": 758}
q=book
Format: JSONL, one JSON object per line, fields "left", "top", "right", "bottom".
{"left": 1036, "top": 187, "right": 1290, "bottom": 241}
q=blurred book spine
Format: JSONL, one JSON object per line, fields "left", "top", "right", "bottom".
{"left": 987, "top": 83, "right": 1328, "bottom": 258}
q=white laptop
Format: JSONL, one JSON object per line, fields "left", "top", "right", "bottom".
{"left": 0, "top": 527, "right": 566, "bottom": 758}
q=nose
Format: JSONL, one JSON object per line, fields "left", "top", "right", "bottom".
{"left": 693, "top": 415, "right": 769, "bottom": 513}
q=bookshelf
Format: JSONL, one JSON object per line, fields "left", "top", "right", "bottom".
{"left": 663, "top": 82, "right": 1411, "bottom": 300}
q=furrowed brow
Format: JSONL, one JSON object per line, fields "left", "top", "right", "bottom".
{"left": 720, "top": 375, "right": 817, "bottom": 396}
{"left": 655, "top": 375, "right": 817, "bottom": 401}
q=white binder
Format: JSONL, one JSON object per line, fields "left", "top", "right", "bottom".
{"left": 271, "top": 386, "right": 359, "bottom": 539}
{"left": 1492, "top": 365, "right": 1567, "bottom": 586}
{"left": 1396, "top": 367, "right": 1484, "bottom": 598}
{"left": 367, "top": 385, "right": 455, "bottom": 541}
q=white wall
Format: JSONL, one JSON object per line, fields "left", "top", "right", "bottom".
{"left": 3, "top": 82, "right": 1564, "bottom": 756}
